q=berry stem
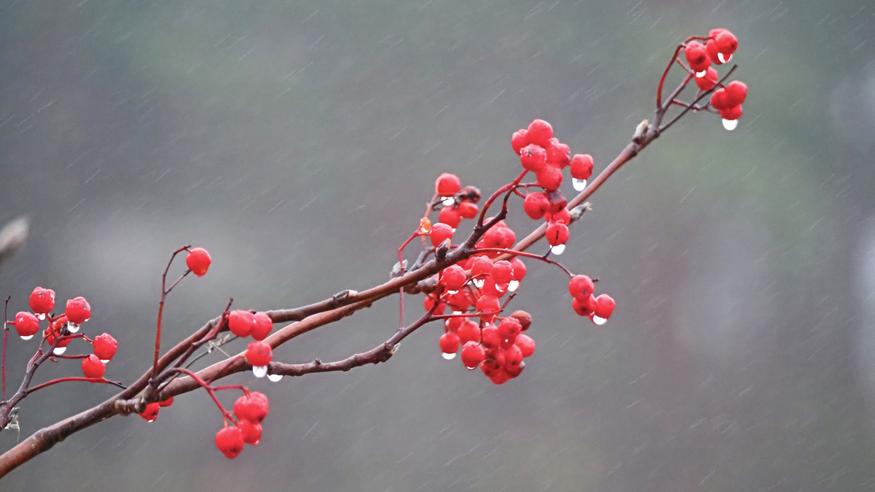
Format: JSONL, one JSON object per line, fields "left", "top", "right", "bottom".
{"left": 2, "top": 296, "right": 9, "bottom": 401}
{"left": 470, "top": 247, "right": 574, "bottom": 277}
{"left": 152, "top": 245, "right": 191, "bottom": 383}
{"left": 166, "top": 368, "right": 235, "bottom": 423}
{"left": 24, "top": 377, "right": 126, "bottom": 396}
{"left": 476, "top": 171, "right": 527, "bottom": 228}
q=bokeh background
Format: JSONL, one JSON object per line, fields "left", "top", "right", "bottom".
{"left": 2, "top": 0, "right": 875, "bottom": 490}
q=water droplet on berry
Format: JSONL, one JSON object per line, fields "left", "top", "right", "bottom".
{"left": 267, "top": 373, "right": 283, "bottom": 382}
{"left": 100, "top": 359, "right": 110, "bottom": 364}
{"left": 442, "top": 197, "right": 456, "bottom": 207}
{"left": 252, "top": 365, "right": 268, "bottom": 378}
{"left": 464, "top": 363, "right": 478, "bottom": 370}
{"left": 441, "top": 352, "right": 457, "bottom": 360}
{"left": 447, "top": 290, "right": 458, "bottom": 295}
{"left": 695, "top": 70, "right": 707, "bottom": 78}
{"left": 66, "top": 323, "right": 80, "bottom": 334}
{"left": 472, "top": 278, "right": 485, "bottom": 289}
{"left": 145, "top": 417, "right": 157, "bottom": 423}
{"left": 52, "top": 346, "right": 67, "bottom": 356}
{"left": 721, "top": 119, "right": 738, "bottom": 131}
{"left": 36, "top": 313, "right": 46, "bottom": 321}
{"left": 507, "top": 280, "right": 520, "bottom": 292}
{"left": 19, "top": 335, "right": 34, "bottom": 341}
{"left": 592, "top": 315, "right": 608, "bottom": 326}
{"left": 717, "top": 52, "right": 732, "bottom": 64}
{"left": 550, "top": 244, "right": 567, "bottom": 255}
{"left": 572, "top": 178, "right": 587, "bottom": 191}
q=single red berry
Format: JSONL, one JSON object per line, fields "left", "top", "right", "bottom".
{"left": 445, "top": 316, "right": 464, "bottom": 334}
{"left": 523, "top": 192, "right": 550, "bottom": 220}
{"left": 65, "top": 296, "right": 91, "bottom": 324}
{"left": 510, "top": 310, "right": 532, "bottom": 331}
{"left": 694, "top": 67, "right": 719, "bottom": 91}
{"left": 159, "top": 396, "right": 174, "bottom": 407}
{"left": 710, "top": 89, "right": 731, "bottom": 111}
{"left": 435, "top": 173, "right": 462, "bottom": 196}
{"left": 81, "top": 354, "right": 106, "bottom": 379}
{"left": 439, "top": 265, "right": 468, "bottom": 291}
{"left": 429, "top": 223, "right": 455, "bottom": 247}
{"left": 497, "top": 226, "right": 517, "bottom": 248}
{"left": 445, "top": 291, "right": 471, "bottom": 311}
{"left": 92, "top": 332, "right": 118, "bottom": 361}
{"left": 469, "top": 256, "right": 494, "bottom": 278}
{"left": 547, "top": 192, "right": 567, "bottom": 214}
{"left": 476, "top": 295, "right": 501, "bottom": 322}
{"left": 594, "top": 294, "right": 616, "bottom": 320}
{"left": 423, "top": 294, "right": 446, "bottom": 314}
{"left": 546, "top": 208, "right": 571, "bottom": 225}
{"left": 536, "top": 165, "right": 563, "bottom": 192}
{"left": 572, "top": 295, "right": 597, "bottom": 317}
{"left": 28, "top": 287, "right": 55, "bottom": 315}
{"left": 215, "top": 426, "right": 245, "bottom": 459}
{"left": 457, "top": 201, "right": 478, "bottom": 219}
{"left": 519, "top": 144, "right": 547, "bottom": 172}
{"left": 720, "top": 105, "right": 743, "bottom": 121}
{"left": 238, "top": 419, "right": 263, "bottom": 445}
{"left": 546, "top": 138, "right": 571, "bottom": 167}
{"left": 245, "top": 341, "right": 272, "bottom": 367}
{"left": 504, "top": 344, "right": 524, "bottom": 369}
{"left": 570, "top": 154, "right": 594, "bottom": 181}
{"left": 438, "top": 206, "right": 462, "bottom": 228}
{"left": 724, "top": 80, "right": 748, "bottom": 107}
{"left": 684, "top": 41, "right": 710, "bottom": 73}
{"left": 515, "top": 334, "right": 536, "bottom": 358}
{"left": 568, "top": 274, "right": 595, "bottom": 300}
{"left": 251, "top": 312, "right": 272, "bottom": 341}
{"left": 460, "top": 342, "right": 486, "bottom": 369}
{"left": 139, "top": 402, "right": 160, "bottom": 422}
{"left": 457, "top": 320, "right": 481, "bottom": 344}
{"left": 234, "top": 392, "right": 270, "bottom": 423}
{"left": 14, "top": 312, "right": 39, "bottom": 339}
{"left": 505, "top": 360, "right": 525, "bottom": 378}
{"left": 186, "top": 247, "right": 212, "bottom": 277}
{"left": 439, "top": 331, "right": 460, "bottom": 356}
{"left": 545, "top": 222, "right": 570, "bottom": 246}
{"left": 526, "top": 119, "right": 554, "bottom": 147}
{"left": 510, "top": 258, "right": 527, "bottom": 282}
{"left": 228, "top": 310, "right": 256, "bottom": 338}
{"left": 491, "top": 260, "right": 514, "bottom": 285}
{"left": 511, "top": 129, "right": 529, "bottom": 155}
{"left": 480, "top": 324, "right": 502, "bottom": 349}
{"left": 715, "top": 29, "right": 738, "bottom": 61}
{"left": 498, "top": 317, "right": 522, "bottom": 342}
{"left": 487, "top": 368, "right": 511, "bottom": 385}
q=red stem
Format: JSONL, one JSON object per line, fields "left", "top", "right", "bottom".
{"left": 152, "top": 246, "right": 191, "bottom": 382}
{"left": 26, "top": 377, "right": 125, "bottom": 395}
{"left": 168, "top": 368, "right": 235, "bottom": 422}
{"left": 470, "top": 247, "right": 574, "bottom": 277}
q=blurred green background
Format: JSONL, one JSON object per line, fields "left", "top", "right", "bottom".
{"left": 1, "top": 0, "right": 874, "bottom": 490}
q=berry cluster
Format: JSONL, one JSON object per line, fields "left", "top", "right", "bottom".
{"left": 410, "top": 118, "right": 611, "bottom": 384}
{"left": 228, "top": 309, "right": 279, "bottom": 380}
{"left": 215, "top": 390, "right": 270, "bottom": 459}
{"left": 682, "top": 27, "right": 748, "bottom": 130}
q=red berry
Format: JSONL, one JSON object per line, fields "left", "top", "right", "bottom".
{"left": 480, "top": 324, "right": 501, "bottom": 349}
{"left": 547, "top": 192, "right": 567, "bottom": 214}
{"left": 476, "top": 295, "right": 501, "bottom": 322}
{"left": 487, "top": 368, "right": 511, "bottom": 385}
{"left": 469, "top": 256, "right": 493, "bottom": 278}
{"left": 510, "top": 310, "right": 532, "bottom": 331}
{"left": 720, "top": 105, "right": 743, "bottom": 121}
{"left": 594, "top": 294, "right": 616, "bottom": 320}
{"left": 139, "top": 402, "right": 160, "bottom": 422}
{"left": 13, "top": 312, "right": 39, "bottom": 338}
{"left": 435, "top": 173, "right": 462, "bottom": 196}
{"left": 724, "top": 80, "right": 748, "bottom": 107}
{"left": 234, "top": 392, "right": 270, "bottom": 423}
{"left": 572, "top": 295, "right": 597, "bottom": 317}
{"left": 546, "top": 138, "right": 571, "bottom": 167}
{"left": 568, "top": 274, "right": 595, "bottom": 300}
{"left": 460, "top": 342, "right": 486, "bottom": 369}
{"left": 504, "top": 344, "right": 523, "bottom": 369}
{"left": 438, "top": 206, "right": 462, "bottom": 228}
{"left": 251, "top": 312, "right": 272, "bottom": 341}
{"left": 186, "top": 247, "right": 212, "bottom": 277}
{"left": 694, "top": 67, "right": 719, "bottom": 91}
{"left": 457, "top": 320, "right": 481, "bottom": 344}
{"left": 498, "top": 317, "right": 522, "bottom": 342}
{"left": 92, "top": 332, "right": 118, "bottom": 361}
{"left": 570, "top": 154, "right": 594, "bottom": 181}
{"left": 439, "top": 331, "right": 460, "bottom": 355}
{"left": 28, "top": 287, "right": 55, "bottom": 314}
{"left": 545, "top": 222, "right": 570, "bottom": 246}
{"left": 715, "top": 30, "right": 738, "bottom": 59}
{"left": 238, "top": 419, "right": 262, "bottom": 445}
{"left": 510, "top": 258, "right": 527, "bottom": 281}
{"left": 65, "top": 297, "right": 91, "bottom": 324}
{"left": 228, "top": 310, "right": 256, "bottom": 338}
{"left": 684, "top": 41, "right": 710, "bottom": 72}
{"left": 526, "top": 119, "right": 554, "bottom": 147}
{"left": 429, "top": 223, "right": 455, "bottom": 247}
{"left": 491, "top": 260, "right": 514, "bottom": 285}
{"left": 523, "top": 192, "right": 550, "bottom": 220}
{"left": 439, "top": 265, "right": 468, "bottom": 291}
{"left": 457, "top": 201, "right": 478, "bottom": 219}
{"left": 245, "top": 341, "right": 272, "bottom": 367}
{"left": 536, "top": 165, "right": 563, "bottom": 192}
{"left": 519, "top": 144, "right": 547, "bottom": 172}
{"left": 515, "top": 334, "right": 536, "bottom": 358}
{"left": 511, "top": 129, "right": 529, "bottom": 155}
{"left": 547, "top": 208, "right": 571, "bottom": 225}
{"left": 215, "top": 426, "right": 245, "bottom": 459}
{"left": 710, "top": 89, "right": 731, "bottom": 111}
{"left": 81, "top": 354, "right": 106, "bottom": 379}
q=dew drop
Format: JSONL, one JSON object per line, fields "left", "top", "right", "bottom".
{"left": 146, "top": 418, "right": 157, "bottom": 423}
{"left": 507, "top": 280, "right": 520, "bottom": 292}
{"left": 100, "top": 359, "right": 110, "bottom": 364}
{"left": 19, "top": 335, "right": 34, "bottom": 341}
{"left": 721, "top": 119, "right": 738, "bottom": 131}
{"left": 447, "top": 290, "right": 458, "bottom": 295}
{"left": 52, "top": 346, "right": 67, "bottom": 356}
{"left": 252, "top": 365, "right": 268, "bottom": 378}
{"left": 550, "top": 244, "right": 567, "bottom": 255}
{"left": 66, "top": 323, "right": 80, "bottom": 334}
{"left": 695, "top": 70, "right": 707, "bottom": 78}
{"left": 592, "top": 315, "right": 608, "bottom": 326}
{"left": 572, "top": 178, "right": 587, "bottom": 191}
{"left": 452, "top": 311, "right": 462, "bottom": 315}
{"left": 442, "top": 197, "right": 456, "bottom": 207}
{"left": 465, "top": 364, "right": 479, "bottom": 371}
{"left": 472, "top": 278, "right": 485, "bottom": 289}
{"left": 267, "top": 373, "right": 283, "bottom": 382}
{"left": 36, "top": 313, "right": 46, "bottom": 321}
{"left": 717, "top": 52, "right": 732, "bottom": 64}
{"left": 441, "top": 352, "right": 457, "bottom": 360}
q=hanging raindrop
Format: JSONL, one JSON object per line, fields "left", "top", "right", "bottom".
{"left": 447, "top": 290, "right": 458, "bottom": 295}
{"left": 252, "top": 365, "right": 268, "bottom": 378}
{"left": 572, "top": 178, "right": 587, "bottom": 191}
{"left": 721, "top": 119, "right": 738, "bottom": 131}
{"left": 267, "top": 373, "right": 283, "bottom": 382}
{"left": 507, "top": 280, "right": 520, "bottom": 292}
{"left": 36, "top": 313, "right": 46, "bottom": 321}
{"left": 592, "top": 315, "right": 608, "bottom": 326}
{"left": 717, "top": 52, "right": 732, "bottom": 64}
{"left": 441, "top": 352, "right": 457, "bottom": 360}
{"left": 550, "top": 244, "right": 567, "bottom": 255}
{"left": 66, "top": 323, "right": 80, "bottom": 334}
{"left": 100, "top": 359, "right": 110, "bottom": 364}
{"left": 695, "top": 70, "right": 707, "bottom": 78}
{"left": 52, "top": 346, "right": 67, "bottom": 356}
{"left": 472, "top": 278, "right": 485, "bottom": 289}
{"left": 19, "top": 335, "right": 34, "bottom": 341}
{"left": 442, "top": 197, "right": 455, "bottom": 207}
